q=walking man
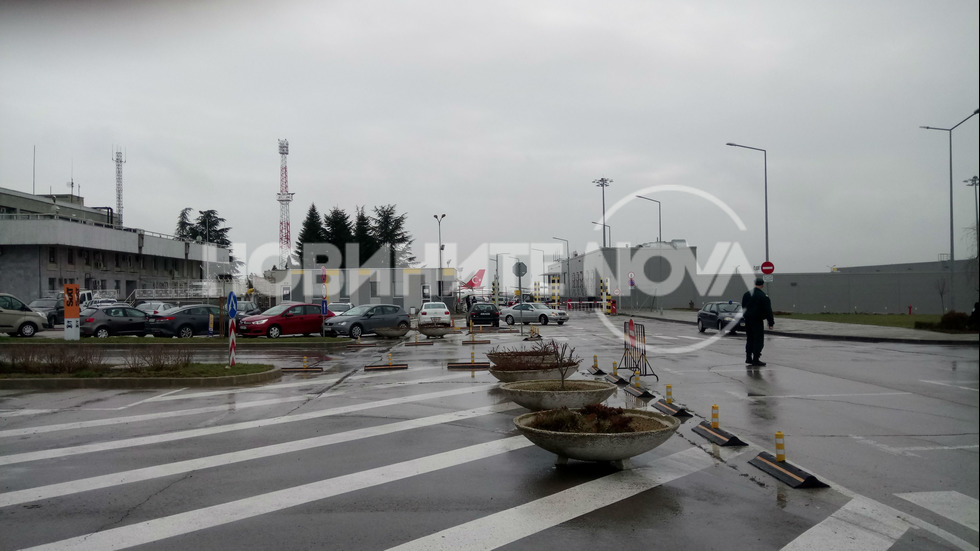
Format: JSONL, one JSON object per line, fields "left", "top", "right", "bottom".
{"left": 742, "top": 277, "right": 774, "bottom": 366}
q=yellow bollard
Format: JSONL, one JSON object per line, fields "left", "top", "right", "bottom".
{"left": 711, "top": 404, "right": 719, "bottom": 429}
{"left": 775, "top": 431, "right": 785, "bottom": 462}
{"left": 612, "top": 361, "right": 618, "bottom": 375}
{"left": 666, "top": 384, "right": 673, "bottom": 404}
{"left": 387, "top": 353, "right": 393, "bottom": 366}
{"left": 357, "top": 335, "right": 361, "bottom": 345}
{"left": 303, "top": 356, "right": 308, "bottom": 369}
{"left": 471, "top": 351, "right": 476, "bottom": 364}
{"left": 593, "top": 355, "right": 598, "bottom": 369}
{"left": 632, "top": 369, "right": 641, "bottom": 387}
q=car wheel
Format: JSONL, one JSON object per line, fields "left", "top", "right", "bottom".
{"left": 505, "top": 315, "right": 515, "bottom": 325}
{"left": 178, "top": 325, "right": 194, "bottom": 338}
{"left": 95, "top": 327, "right": 110, "bottom": 339}
{"left": 48, "top": 315, "right": 57, "bottom": 328}
{"left": 492, "top": 321, "right": 499, "bottom": 327}
{"left": 539, "top": 315, "right": 549, "bottom": 325}
{"left": 557, "top": 321, "right": 564, "bottom": 326}
{"left": 397, "top": 321, "right": 409, "bottom": 329}
{"left": 697, "top": 319, "right": 705, "bottom": 333}
{"left": 267, "top": 325, "right": 282, "bottom": 339}
{"left": 349, "top": 324, "right": 363, "bottom": 339}
{"left": 18, "top": 322, "right": 39, "bottom": 337}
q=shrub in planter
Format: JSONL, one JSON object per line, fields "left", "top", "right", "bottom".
{"left": 938, "top": 311, "right": 968, "bottom": 331}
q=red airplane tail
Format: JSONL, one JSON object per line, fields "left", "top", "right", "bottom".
{"left": 460, "top": 269, "right": 486, "bottom": 289}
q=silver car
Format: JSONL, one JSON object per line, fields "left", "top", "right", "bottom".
{"left": 499, "top": 302, "right": 568, "bottom": 326}
{"left": 323, "top": 304, "right": 410, "bottom": 339}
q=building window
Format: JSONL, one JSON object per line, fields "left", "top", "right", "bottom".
{"left": 82, "top": 249, "right": 91, "bottom": 266}
{"left": 48, "top": 247, "right": 57, "bottom": 263}
{"left": 48, "top": 278, "right": 56, "bottom": 291}
{"left": 67, "top": 249, "right": 75, "bottom": 265}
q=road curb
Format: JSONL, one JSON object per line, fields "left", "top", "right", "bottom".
{"left": 0, "top": 368, "right": 282, "bottom": 390}
{"left": 628, "top": 314, "right": 979, "bottom": 346}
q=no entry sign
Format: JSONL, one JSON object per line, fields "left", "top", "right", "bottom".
{"left": 761, "top": 261, "right": 775, "bottom": 275}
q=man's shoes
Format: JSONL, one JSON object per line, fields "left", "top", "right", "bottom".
{"left": 751, "top": 359, "right": 767, "bottom": 367}
{"left": 746, "top": 357, "right": 754, "bottom": 364}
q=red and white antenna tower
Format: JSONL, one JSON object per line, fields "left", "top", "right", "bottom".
{"left": 277, "top": 139, "right": 294, "bottom": 269}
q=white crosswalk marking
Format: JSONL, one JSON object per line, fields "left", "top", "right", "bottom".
{"left": 387, "top": 447, "right": 713, "bottom": 551}
{"left": 897, "top": 491, "right": 980, "bottom": 532}
{"left": 20, "top": 437, "right": 535, "bottom": 551}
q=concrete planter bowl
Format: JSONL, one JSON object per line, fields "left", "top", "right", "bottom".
{"left": 499, "top": 380, "right": 617, "bottom": 411}
{"left": 488, "top": 366, "right": 565, "bottom": 382}
{"left": 513, "top": 409, "right": 680, "bottom": 470}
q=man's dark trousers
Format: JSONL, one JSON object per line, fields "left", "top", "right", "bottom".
{"left": 745, "top": 320, "right": 765, "bottom": 362}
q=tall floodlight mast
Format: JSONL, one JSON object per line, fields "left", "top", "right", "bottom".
{"left": 277, "top": 139, "right": 294, "bottom": 269}
{"left": 112, "top": 147, "right": 125, "bottom": 226}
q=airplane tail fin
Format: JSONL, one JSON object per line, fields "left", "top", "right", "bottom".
{"left": 461, "top": 269, "right": 486, "bottom": 289}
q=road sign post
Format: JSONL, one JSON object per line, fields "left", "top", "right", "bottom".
{"left": 227, "top": 292, "right": 237, "bottom": 368}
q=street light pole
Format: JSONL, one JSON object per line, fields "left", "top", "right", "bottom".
{"left": 590, "top": 222, "right": 611, "bottom": 248}
{"left": 433, "top": 214, "right": 445, "bottom": 299}
{"left": 594, "top": 178, "right": 612, "bottom": 248}
{"left": 635, "top": 195, "right": 662, "bottom": 243}
{"left": 552, "top": 237, "right": 569, "bottom": 297}
{"left": 967, "top": 176, "right": 980, "bottom": 279}
{"left": 727, "top": 143, "right": 769, "bottom": 263}
{"left": 921, "top": 108, "right": 979, "bottom": 312}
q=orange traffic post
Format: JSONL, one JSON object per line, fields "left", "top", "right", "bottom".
{"left": 665, "top": 384, "right": 673, "bottom": 404}
{"left": 775, "top": 431, "right": 785, "bottom": 462}
{"left": 712, "top": 404, "right": 719, "bottom": 429}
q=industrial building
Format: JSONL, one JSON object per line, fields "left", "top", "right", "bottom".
{"left": 0, "top": 186, "right": 232, "bottom": 304}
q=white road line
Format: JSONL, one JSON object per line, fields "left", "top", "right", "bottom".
{"left": 851, "top": 436, "right": 979, "bottom": 457}
{"left": 0, "top": 409, "right": 58, "bottom": 418}
{"left": 748, "top": 392, "right": 912, "bottom": 400}
{"left": 19, "top": 437, "right": 535, "bottom": 551}
{"left": 896, "top": 491, "right": 980, "bottom": 532}
{"left": 676, "top": 336, "right": 704, "bottom": 340}
{"left": 651, "top": 335, "right": 679, "bottom": 340}
{"left": 0, "top": 396, "right": 311, "bottom": 439}
{"left": 387, "top": 447, "right": 713, "bottom": 551}
{"left": 0, "top": 372, "right": 476, "bottom": 439}
{"left": 781, "top": 496, "right": 911, "bottom": 551}
{"left": 0, "top": 403, "right": 521, "bottom": 507}
{"left": 921, "top": 380, "right": 980, "bottom": 392}
{"left": 0, "top": 384, "right": 497, "bottom": 466}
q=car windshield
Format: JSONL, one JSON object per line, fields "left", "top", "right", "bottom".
{"left": 718, "top": 303, "right": 741, "bottom": 313}
{"left": 339, "top": 305, "right": 371, "bottom": 317}
{"left": 531, "top": 303, "right": 550, "bottom": 309}
{"left": 423, "top": 302, "right": 447, "bottom": 310}
{"left": 29, "top": 299, "right": 57, "bottom": 308}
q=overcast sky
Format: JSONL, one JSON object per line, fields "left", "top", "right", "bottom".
{"left": 2, "top": 0, "right": 978, "bottom": 282}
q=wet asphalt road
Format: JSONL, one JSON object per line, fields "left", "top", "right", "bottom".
{"left": 1, "top": 313, "right": 977, "bottom": 550}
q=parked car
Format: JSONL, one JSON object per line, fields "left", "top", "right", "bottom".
{"left": 467, "top": 302, "right": 500, "bottom": 327}
{"left": 80, "top": 305, "right": 150, "bottom": 338}
{"left": 323, "top": 304, "right": 410, "bottom": 339}
{"left": 233, "top": 300, "right": 263, "bottom": 322}
{"left": 29, "top": 298, "right": 65, "bottom": 328}
{"left": 327, "top": 302, "right": 354, "bottom": 315}
{"left": 697, "top": 301, "right": 745, "bottom": 333}
{"left": 0, "top": 293, "right": 48, "bottom": 337}
{"left": 418, "top": 301, "right": 452, "bottom": 327}
{"left": 499, "top": 302, "right": 568, "bottom": 326}
{"left": 147, "top": 304, "right": 221, "bottom": 338}
{"left": 136, "top": 301, "right": 175, "bottom": 315}
{"left": 239, "top": 303, "right": 332, "bottom": 338}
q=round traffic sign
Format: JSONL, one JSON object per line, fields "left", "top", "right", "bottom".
{"left": 761, "top": 261, "right": 775, "bottom": 275}
{"left": 513, "top": 262, "right": 527, "bottom": 277}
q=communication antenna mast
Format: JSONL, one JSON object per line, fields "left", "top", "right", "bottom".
{"left": 277, "top": 139, "right": 294, "bottom": 269}
{"left": 112, "top": 146, "right": 125, "bottom": 226}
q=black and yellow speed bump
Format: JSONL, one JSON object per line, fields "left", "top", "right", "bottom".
{"left": 652, "top": 399, "right": 692, "bottom": 417}
{"left": 692, "top": 421, "right": 748, "bottom": 446}
{"left": 748, "top": 452, "right": 829, "bottom": 488}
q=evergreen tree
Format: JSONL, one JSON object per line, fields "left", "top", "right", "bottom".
{"left": 352, "top": 206, "right": 380, "bottom": 267}
{"left": 323, "top": 206, "right": 354, "bottom": 268}
{"left": 191, "top": 210, "right": 231, "bottom": 248}
{"left": 371, "top": 204, "right": 414, "bottom": 268}
{"left": 295, "top": 203, "right": 327, "bottom": 268}
{"left": 175, "top": 207, "right": 194, "bottom": 239}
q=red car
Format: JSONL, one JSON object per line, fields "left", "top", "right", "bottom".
{"left": 239, "top": 303, "right": 334, "bottom": 338}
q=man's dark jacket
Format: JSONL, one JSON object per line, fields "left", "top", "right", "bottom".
{"left": 741, "top": 287, "right": 774, "bottom": 326}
